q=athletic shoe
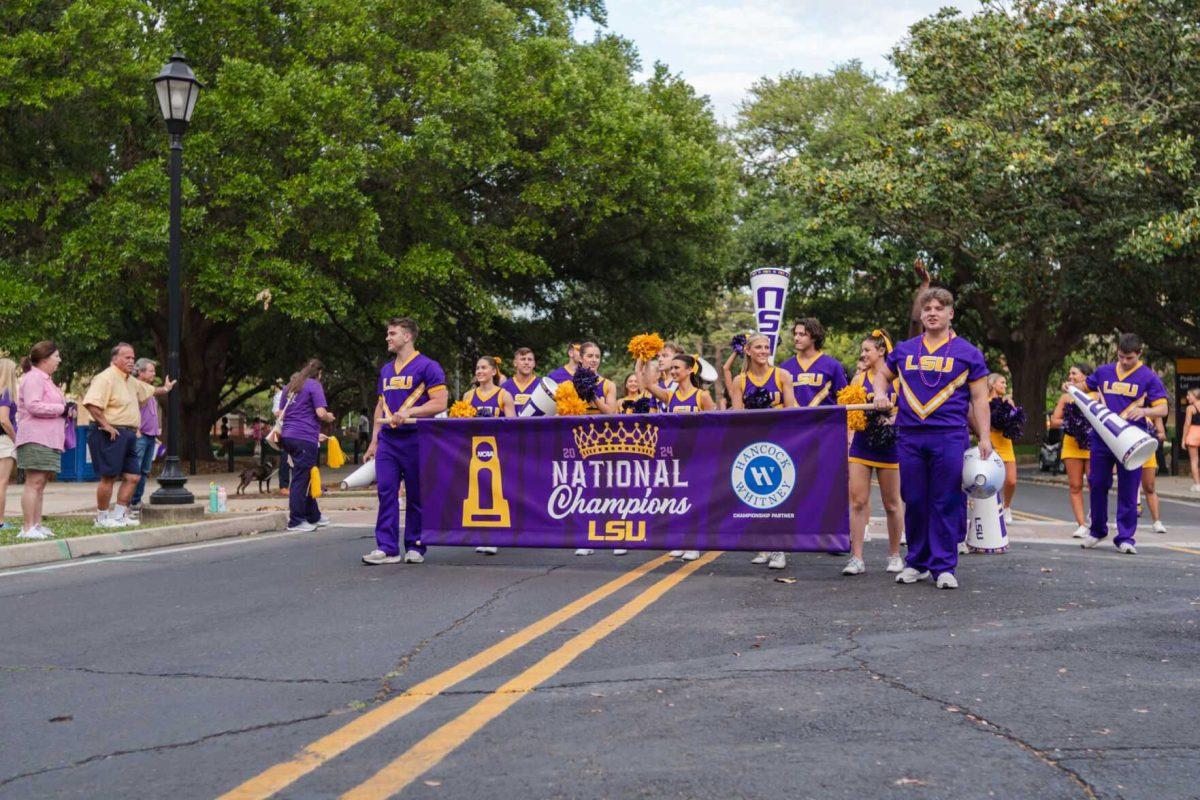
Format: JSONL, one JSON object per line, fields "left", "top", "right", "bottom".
{"left": 842, "top": 556, "right": 866, "bottom": 576}
{"left": 1071, "top": 524, "right": 1089, "bottom": 539}
{"left": 1002, "top": 507, "right": 1014, "bottom": 524}
{"left": 957, "top": 541, "right": 970, "bottom": 555}
{"left": 668, "top": 550, "right": 684, "bottom": 558}
{"left": 895, "top": 567, "right": 931, "bottom": 584}
{"left": 94, "top": 515, "right": 121, "bottom": 529}
{"left": 574, "top": 548, "right": 594, "bottom": 556}
{"left": 1115, "top": 541, "right": 1137, "bottom": 555}
{"left": 16, "top": 527, "right": 48, "bottom": 540}
{"left": 1152, "top": 520, "right": 1166, "bottom": 534}
{"left": 35, "top": 524, "right": 56, "bottom": 538}
{"left": 885, "top": 555, "right": 904, "bottom": 573}
{"left": 681, "top": 550, "right": 700, "bottom": 561}
{"left": 1080, "top": 535, "right": 1102, "bottom": 549}
{"left": 362, "top": 549, "right": 402, "bottom": 565}
{"left": 612, "top": 549, "right": 628, "bottom": 556}
{"left": 404, "top": 550, "right": 425, "bottom": 563}
{"left": 767, "top": 551, "right": 787, "bottom": 570}
{"left": 1190, "top": 484, "right": 1200, "bottom": 493}
{"left": 475, "top": 546, "right": 498, "bottom": 555}
{"left": 286, "top": 521, "right": 316, "bottom": 533}
{"left": 115, "top": 515, "right": 139, "bottom": 527}
{"left": 315, "top": 516, "right": 332, "bottom": 528}
{"left": 750, "top": 551, "right": 769, "bottom": 565}
{"left": 936, "top": 573, "right": 959, "bottom": 590}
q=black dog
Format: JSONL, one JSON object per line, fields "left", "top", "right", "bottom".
{"left": 236, "top": 459, "right": 277, "bottom": 495}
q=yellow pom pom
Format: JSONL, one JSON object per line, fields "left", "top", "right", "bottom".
{"left": 449, "top": 400, "right": 478, "bottom": 418}
{"left": 837, "top": 384, "right": 868, "bottom": 431}
{"left": 627, "top": 333, "right": 665, "bottom": 362}
{"left": 554, "top": 381, "right": 588, "bottom": 415}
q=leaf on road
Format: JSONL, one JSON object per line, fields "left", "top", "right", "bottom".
{"left": 774, "top": 577, "right": 798, "bottom": 584}
{"left": 894, "top": 777, "right": 929, "bottom": 786}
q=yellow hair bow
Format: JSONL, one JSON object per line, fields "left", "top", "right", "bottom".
{"left": 871, "top": 329, "right": 894, "bottom": 354}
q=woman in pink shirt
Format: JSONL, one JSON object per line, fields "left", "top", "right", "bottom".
{"left": 15, "top": 341, "right": 68, "bottom": 540}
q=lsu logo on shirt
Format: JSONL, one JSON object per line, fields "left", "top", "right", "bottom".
{"left": 903, "top": 355, "right": 956, "bottom": 374}
{"left": 385, "top": 375, "right": 415, "bottom": 391}
{"left": 514, "top": 393, "right": 532, "bottom": 406}
{"left": 794, "top": 374, "right": 825, "bottom": 387}
{"left": 1101, "top": 380, "right": 1140, "bottom": 398}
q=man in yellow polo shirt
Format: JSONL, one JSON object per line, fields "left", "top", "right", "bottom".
{"left": 83, "top": 343, "right": 175, "bottom": 528}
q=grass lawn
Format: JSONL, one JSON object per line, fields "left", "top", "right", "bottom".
{"left": 0, "top": 516, "right": 171, "bottom": 547}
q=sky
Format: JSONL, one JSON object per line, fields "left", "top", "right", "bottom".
{"left": 574, "top": 0, "right": 971, "bottom": 123}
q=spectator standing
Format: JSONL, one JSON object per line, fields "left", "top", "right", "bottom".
{"left": 279, "top": 360, "right": 335, "bottom": 532}
{"left": 272, "top": 378, "right": 291, "bottom": 493}
{"left": 14, "top": 342, "right": 68, "bottom": 540}
{"left": 82, "top": 343, "right": 175, "bottom": 528}
{"left": 0, "top": 358, "right": 19, "bottom": 530}
{"left": 129, "top": 358, "right": 162, "bottom": 515}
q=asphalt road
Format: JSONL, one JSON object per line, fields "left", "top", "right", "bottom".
{"left": 2, "top": 486, "right": 1199, "bottom": 800}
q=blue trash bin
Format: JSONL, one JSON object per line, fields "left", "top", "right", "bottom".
{"left": 59, "top": 425, "right": 96, "bottom": 482}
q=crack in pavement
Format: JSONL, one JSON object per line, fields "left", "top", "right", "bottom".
{"left": 1, "top": 664, "right": 377, "bottom": 686}
{"left": 0, "top": 709, "right": 344, "bottom": 790}
{"left": 373, "top": 564, "right": 564, "bottom": 703}
{"left": 842, "top": 627, "right": 1101, "bottom": 800}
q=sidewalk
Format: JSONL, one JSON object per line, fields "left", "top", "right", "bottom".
{"left": 1018, "top": 466, "right": 1200, "bottom": 502}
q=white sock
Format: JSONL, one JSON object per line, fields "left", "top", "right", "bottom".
{"left": 98, "top": 508, "right": 110, "bottom": 520}
{"left": 114, "top": 504, "right": 128, "bottom": 519}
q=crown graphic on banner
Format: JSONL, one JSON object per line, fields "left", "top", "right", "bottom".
{"left": 572, "top": 421, "right": 659, "bottom": 459}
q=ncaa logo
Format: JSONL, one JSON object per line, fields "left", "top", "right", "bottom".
{"left": 475, "top": 442, "right": 495, "bottom": 462}
{"left": 730, "top": 442, "right": 795, "bottom": 509}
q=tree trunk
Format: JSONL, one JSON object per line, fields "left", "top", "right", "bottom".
{"left": 999, "top": 339, "right": 1067, "bottom": 446}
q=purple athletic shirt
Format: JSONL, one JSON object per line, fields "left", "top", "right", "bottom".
{"left": 1086, "top": 362, "right": 1167, "bottom": 417}
{"left": 280, "top": 378, "right": 327, "bottom": 442}
{"left": 779, "top": 353, "right": 848, "bottom": 407}
{"left": 378, "top": 352, "right": 446, "bottom": 436}
{"left": 0, "top": 389, "right": 16, "bottom": 437}
{"left": 886, "top": 333, "right": 988, "bottom": 429}
{"left": 139, "top": 395, "right": 160, "bottom": 436}
{"left": 546, "top": 366, "right": 574, "bottom": 385}
{"left": 500, "top": 375, "right": 539, "bottom": 416}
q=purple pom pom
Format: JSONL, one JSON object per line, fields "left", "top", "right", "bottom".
{"left": 990, "top": 397, "right": 1025, "bottom": 441}
{"left": 572, "top": 367, "right": 601, "bottom": 403}
{"left": 1062, "top": 404, "right": 1091, "bottom": 442}
{"left": 864, "top": 412, "right": 897, "bottom": 450}
{"left": 744, "top": 386, "right": 774, "bottom": 410}
{"left": 731, "top": 333, "right": 747, "bottom": 356}
{"left": 622, "top": 396, "right": 654, "bottom": 414}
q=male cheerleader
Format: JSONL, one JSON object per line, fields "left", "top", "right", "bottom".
{"left": 501, "top": 347, "right": 541, "bottom": 416}
{"left": 780, "top": 318, "right": 847, "bottom": 406}
{"left": 873, "top": 288, "right": 991, "bottom": 589}
{"left": 547, "top": 340, "right": 584, "bottom": 385}
{"left": 641, "top": 340, "right": 681, "bottom": 410}
{"left": 1081, "top": 333, "right": 1167, "bottom": 555}
{"left": 362, "top": 318, "right": 448, "bottom": 565}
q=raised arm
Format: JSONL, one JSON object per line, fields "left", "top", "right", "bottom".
{"left": 637, "top": 359, "right": 672, "bottom": 404}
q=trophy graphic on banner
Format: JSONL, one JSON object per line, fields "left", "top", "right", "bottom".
{"left": 749, "top": 267, "right": 792, "bottom": 358}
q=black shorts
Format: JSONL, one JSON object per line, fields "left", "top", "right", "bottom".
{"left": 87, "top": 425, "right": 140, "bottom": 478}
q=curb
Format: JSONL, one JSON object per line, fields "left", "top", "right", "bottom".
{"left": 1019, "top": 472, "right": 1200, "bottom": 503}
{"left": 0, "top": 512, "right": 287, "bottom": 571}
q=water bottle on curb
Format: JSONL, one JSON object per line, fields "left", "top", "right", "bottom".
{"left": 217, "top": 485, "right": 228, "bottom": 513}
{"left": 208, "top": 482, "right": 219, "bottom": 513}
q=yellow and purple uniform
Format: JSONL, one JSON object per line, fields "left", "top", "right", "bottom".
{"left": 780, "top": 352, "right": 848, "bottom": 407}
{"left": 500, "top": 375, "right": 539, "bottom": 416}
{"left": 666, "top": 386, "right": 704, "bottom": 413}
{"left": 619, "top": 390, "right": 655, "bottom": 414}
{"left": 1085, "top": 362, "right": 1167, "bottom": 546}
{"left": 1061, "top": 391, "right": 1097, "bottom": 460}
{"left": 585, "top": 378, "right": 615, "bottom": 415}
{"left": 466, "top": 385, "right": 511, "bottom": 418}
{"left": 848, "top": 370, "right": 898, "bottom": 470}
{"left": 734, "top": 367, "right": 789, "bottom": 409}
{"left": 989, "top": 423, "right": 1016, "bottom": 464}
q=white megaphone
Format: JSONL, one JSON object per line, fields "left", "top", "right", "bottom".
{"left": 340, "top": 460, "right": 376, "bottom": 490}
{"left": 962, "top": 446, "right": 1005, "bottom": 499}
{"left": 965, "top": 493, "right": 1009, "bottom": 553}
{"left": 696, "top": 357, "right": 719, "bottom": 385}
{"left": 1065, "top": 385, "right": 1158, "bottom": 469}
{"left": 519, "top": 377, "right": 559, "bottom": 417}
{"left": 749, "top": 267, "right": 792, "bottom": 358}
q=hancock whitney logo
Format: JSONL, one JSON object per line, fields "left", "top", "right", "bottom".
{"left": 730, "top": 442, "right": 795, "bottom": 509}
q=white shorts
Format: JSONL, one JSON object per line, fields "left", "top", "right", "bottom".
{"left": 0, "top": 435, "right": 15, "bottom": 460}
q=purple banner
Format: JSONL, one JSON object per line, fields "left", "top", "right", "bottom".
{"left": 417, "top": 409, "right": 849, "bottom": 552}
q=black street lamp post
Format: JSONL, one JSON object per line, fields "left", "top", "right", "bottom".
{"left": 149, "top": 51, "right": 202, "bottom": 506}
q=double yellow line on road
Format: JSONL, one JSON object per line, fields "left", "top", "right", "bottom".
{"left": 220, "top": 552, "right": 718, "bottom": 799}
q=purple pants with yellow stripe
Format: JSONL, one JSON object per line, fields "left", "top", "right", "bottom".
{"left": 898, "top": 427, "right": 968, "bottom": 577}
{"left": 1087, "top": 432, "right": 1139, "bottom": 547}
{"left": 374, "top": 431, "right": 425, "bottom": 557}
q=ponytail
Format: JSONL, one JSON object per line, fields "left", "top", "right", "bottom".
{"left": 23, "top": 340, "right": 58, "bottom": 374}
{"left": 287, "top": 359, "right": 323, "bottom": 396}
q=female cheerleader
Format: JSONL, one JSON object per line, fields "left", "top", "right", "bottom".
{"left": 1049, "top": 364, "right": 1093, "bottom": 538}
{"left": 1184, "top": 387, "right": 1200, "bottom": 493}
{"left": 723, "top": 334, "right": 797, "bottom": 569}
{"left": 987, "top": 374, "right": 1020, "bottom": 523}
{"left": 619, "top": 373, "right": 655, "bottom": 414}
{"left": 575, "top": 343, "right": 618, "bottom": 556}
{"left": 843, "top": 330, "right": 904, "bottom": 576}
{"left": 464, "top": 356, "right": 514, "bottom": 555}
{"left": 637, "top": 353, "right": 714, "bottom": 563}
{"left": 1139, "top": 413, "right": 1167, "bottom": 534}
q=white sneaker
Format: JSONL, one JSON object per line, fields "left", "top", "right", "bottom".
{"left": 767, "top": 551, "right": 787, "bottom": 570}
{"left": 750, "top": 551, "right": 769, "bottom": 564}
{"left": 885, "top": 555, "right": 904, "bottom": 573}
{"left": 681, "top": 550, "right": 700, "bottom": 561}
{"left": 1115, "top": 541, "right": 1137, "bottom": 555}
{"left": 1080, "top": 535, "right": 1102, "bottom": 549}
{"left": 957, "top": 541, "right": 970, "bottom": 555}
{"left": 16, "top": 527, "right": 48, "bottom": 540}
{"left": 1071, "top": 524, "right": 1089, "bottom": 539}
{"left": 1152, "top": 520, "right": 1166, "bottom": 534}
{"left": 286, "top": 521, "right": 317, "bottom": 532}
{"left": 936, "top": 572, "right": 959, "bottom": 590}
{"left": 842, "top": 556, "right": 865, "bottom": 576}
{"left": 612, "top": 549, "right": 628, "bottom": 556}
{"left": 94, "top": 515, "right": 121, "bottom": 529}
{"left": 315, "top": 516, "right": 332, "bottom": 528}
{"left": 1002, "top": 507, "right": 1014, "bottom": 524}
{"left": 475, "top": 546, "right": 498, "bottom": 555}
{"left": 574, "top": 548, "right": 594, "bottom": 556}
{"left": 895, "top": 567, "right": 931, "bottom": 584}
{"left": 115, "top": 514, "right": 139, "bottom": 527}
{"left": 404, "top": 550, "right": 425, "bottom": 563}
{"left": 35, "top": 524, "right": 55, "bottom": 538}
{"left": 1190, "top": 484, "right": 1200, "bottom": 493}
{"left": 362, "top": 549, "right": 402, "bottom": 565}
{"left": 668, "top": 550, "right": 684, "bottom": 558}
